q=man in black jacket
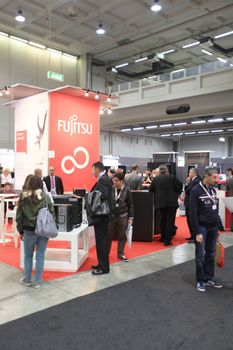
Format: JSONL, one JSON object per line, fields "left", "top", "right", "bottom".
{"left": 149, "top": 165, "right": 182, "bottom": 246}
{"left": 91, "top": 161, "right": 112, "bottom": 275}
{"left": 43, "top": 166, "right": 64, "bottom": 195}
{"left": 184, "top": 168, "right": 201, "bottom": 243}
{"left": 107, "top": 173, "right": 134, "bottom": 262}
{"left": 189, "top": 168, "right": 223, "bottom": 292}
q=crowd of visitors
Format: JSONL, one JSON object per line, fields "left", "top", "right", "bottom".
{"left": 0, "top": 161, "right": 231, "bottom": 292}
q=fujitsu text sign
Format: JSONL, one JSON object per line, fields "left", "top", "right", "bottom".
{"left": 57, "top": 114, "right": 93, "bottom": 136}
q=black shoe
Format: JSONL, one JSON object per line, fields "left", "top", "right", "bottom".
{"left": 164, "top": 242, "right": 172, "bottom": 246}
{"left": 91, "top": 265, "right": 99, "bottom": 270}
{"left": 188, "top": 239, "right": 195, "bottom": 244}
{"left": 92, "top": 269, "right": 109, "bottom": 275}
{"left": 185, "top": 237, "right": 192, "bottom": 241}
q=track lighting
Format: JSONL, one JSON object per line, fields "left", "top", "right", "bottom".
{"left": 5, "top": 86, "right": 10, "bottom": 95}
{"left": 15, "top": 10, "right": 25, "bottom": 22}
{"left": 96, "top": 24, "right": 105, "bottom": 35}
{"left": 151, "top": 0, "right": 162, "bottom": 12}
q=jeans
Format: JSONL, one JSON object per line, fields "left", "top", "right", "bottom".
{"left": 195, "top": 226, "right": 218, "bottom": 283}
{"left": 24, "top": 231, "right": 48, "bottom": 283}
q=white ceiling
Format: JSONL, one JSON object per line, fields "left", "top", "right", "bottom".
{"left": 0, "top": 0, "right": 233, "bottom": 76}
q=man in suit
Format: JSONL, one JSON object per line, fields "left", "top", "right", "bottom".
{"left": 124, "top": 164, "right": 142, "bottom": 190}
{"left": 184, "top": 168, "right": 201, "bottom": 243}
{"left": 91, "top": 161, "right": 112, "bottom": 275}
{"left": 43, "top": 166, "right": 64, "bottom": 195}
{"left": 149, "top": 165, "right": 182, "bottom": 246}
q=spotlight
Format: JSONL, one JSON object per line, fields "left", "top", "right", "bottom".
{"left": 0, "top": 91, "right": 3, "bottom": 97}
{"left": 96, "top": 24, "right": 105, "bottom": 35}
{"left": 107, "top": 94, "right": 111, "bottom": 102}
{"left": 95, "top": 92, "right": 100, "bottom": 99}
{"left": 100, "top": 109, "right": 104, "bottom": 115}
{"left": 219, "top": 137, "right": 225, "bottom": 142}
{"left": 107, "top": 108, "right": 112, "bottom": 115}
{"left": 5, "top": 86, "right": 10, "bottom": 95}
{"left": 151, "top": 0, "right": 162, "bottom": 12}
{"left": 15, "top": 10, "right": 25, "bottom": 22}
{"left": 84, "top": 89, "right": 89, "bottom": 97}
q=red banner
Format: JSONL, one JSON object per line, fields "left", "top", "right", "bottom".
{"left": 16, "top": 130, "right": 27, "bottom": 153}
{"left": 49, "top": 93, "right": 100, "bottom": 191}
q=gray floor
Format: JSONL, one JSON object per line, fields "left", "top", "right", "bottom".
{"left": 1, "top": 231, "right": 233, "bottom": 326}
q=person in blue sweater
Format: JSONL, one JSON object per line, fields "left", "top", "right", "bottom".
{"left": 189, "top": 168, "right": 223, "bottom": 292}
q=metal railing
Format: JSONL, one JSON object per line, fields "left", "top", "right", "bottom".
{"left": 109, "top": 60, "right": 233, "bottom": 94}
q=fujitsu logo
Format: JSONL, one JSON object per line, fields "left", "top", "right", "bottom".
{"left": 57, "top": 114, "right": 93, "bottom": 136}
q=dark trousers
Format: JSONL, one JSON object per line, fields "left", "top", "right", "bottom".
{"left": 154, "top": 209, "right": 161, "bottom": 234}
{"left": 160, "top": 207, "right": 177, "bottom": 243}
{"left": 185, "top": 208, "right": 194, "bottom": 239}
{"left": 195, "top": 226, "right": 218, "bottom": 283}
{"left": 107, "top": 215, "right": 128, "bottom": 257}
{"left": 94, "top": 216, "right": 110, "bottom": 272}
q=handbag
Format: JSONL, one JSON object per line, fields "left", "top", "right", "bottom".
{"left": 35, "top": 195, "right": 58, "bottom": 238}
{"left": 85, "top": 191, "right": 110, "bottom": 226}
{"left": 215, "top": 241, "right": 224, "bottom": 268}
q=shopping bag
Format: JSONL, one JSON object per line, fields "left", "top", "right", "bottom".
{"left": 215, "top": 241, "right": 224, "bottom": 268}
{"left": 126, "top": 224, "right": 133, "bottom": 248}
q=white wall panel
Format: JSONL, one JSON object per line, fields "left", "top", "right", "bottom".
{"left": 100, "top": 131, "right": 173, "bottom": 158}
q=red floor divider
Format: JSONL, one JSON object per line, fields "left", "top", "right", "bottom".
{"left": 0, "top": 216, "right": 189, "bottom": 281}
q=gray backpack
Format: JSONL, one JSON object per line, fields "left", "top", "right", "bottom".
{"left": 35, "top": 195, "right": 58, "bottom": 238}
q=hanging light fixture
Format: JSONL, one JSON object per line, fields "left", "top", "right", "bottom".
{"left": 5, "top": 86, "right": 10, "bottom": 95}
{"left": 84, "top": 89, "right": 89, "bottom": 97}
{"left": 151, "top": 0, "right": 162, "bottom": 12}
{"left": 95, "top": 91, "right": 100, "bottom": 99}
{"left": 15, "top": 10, "right": 26, "bottom": 22}
{"left": 96, "top": 23, "right": 105, "bottom": 35}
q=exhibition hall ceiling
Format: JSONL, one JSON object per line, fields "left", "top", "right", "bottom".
{"left": 0, "top": 0, "right": 233, "bottom": 79}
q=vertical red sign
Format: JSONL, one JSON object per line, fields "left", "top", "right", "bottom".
{"left": 16, "top": 130, "right": 27, "bottom": 153}
{"left": 49, "top": 93, "right": 100, "bottom": 191}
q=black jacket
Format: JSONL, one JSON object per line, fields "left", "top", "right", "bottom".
{"left": 91, "top": 173, "right": 112, "bottom": 215}
{"left": 111, "top": 186, "right": 134, "bottom": 218}
{"left": 189, "top": 182, "right": 219, "bottom": 237}
{"left": 149, "top": 174, "right": 182, "bottom": 209}
{"left": 184, "top": 176, "right": 201, "bottom": 208}
{"left": 43, "top": 175, "right": 64, "bottom": 195}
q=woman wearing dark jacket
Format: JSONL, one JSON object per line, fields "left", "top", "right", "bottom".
{"left": 16, "top": 175, "right": 55, "bottom": 288}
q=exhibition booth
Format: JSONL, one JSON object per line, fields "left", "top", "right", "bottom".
{"left": 0, "top": 85, "right": 232, "bottom": 276}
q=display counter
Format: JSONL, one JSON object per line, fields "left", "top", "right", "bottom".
{"left": 131, "top": 191, "right": 154, "bottom": 242}
{"left": 20, "top": 224, "right": 89, "bottom": 272}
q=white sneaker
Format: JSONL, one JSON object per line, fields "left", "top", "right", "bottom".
{"left": 33, "top": 282, "right": 42, "bottom": 289}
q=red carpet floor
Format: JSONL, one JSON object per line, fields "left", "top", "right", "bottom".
{"left": 0, "top": 217, "right": 188, "bottom": 281}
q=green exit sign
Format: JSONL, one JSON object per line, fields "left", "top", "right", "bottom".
{"left": 47, "top": 71, "right": 64, "bottom": 82}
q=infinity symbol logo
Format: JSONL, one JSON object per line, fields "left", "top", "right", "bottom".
{"left": 61, "top": 147, "right": 89, "bottom": 174}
